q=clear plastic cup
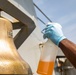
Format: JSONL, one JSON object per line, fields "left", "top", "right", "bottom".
{"left": 37, "top": 39, "right": 58, "bottom": 75}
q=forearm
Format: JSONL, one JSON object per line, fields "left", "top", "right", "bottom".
{"left": 59, "top": 39, "right": 76, "bottom": 68}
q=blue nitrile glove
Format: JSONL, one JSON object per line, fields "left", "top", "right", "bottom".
{"left": 42, "top": 22, "right": 66, "bottom": 46}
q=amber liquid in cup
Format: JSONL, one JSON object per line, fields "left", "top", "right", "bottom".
{"left": 37, "top": 60, "right": 54, "bottom": 75}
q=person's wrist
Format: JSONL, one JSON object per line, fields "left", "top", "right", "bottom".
{"left": 57, "top": 36, "right": 66, "bottom": 46}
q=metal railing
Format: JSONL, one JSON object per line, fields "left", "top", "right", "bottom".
{"left": 33, "top": 3, "right": 52, "bottom": 25}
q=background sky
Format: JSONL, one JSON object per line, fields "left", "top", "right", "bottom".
{"left": 33, "top": 0, "right": 76, "bottom": 43}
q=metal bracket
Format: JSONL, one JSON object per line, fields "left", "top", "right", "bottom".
{"left": 0, "top": 0, "right": 36, "bottom": 49}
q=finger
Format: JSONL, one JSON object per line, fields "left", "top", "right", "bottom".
{"left": 46, "top": 24, "right": 53, "bottom": 28}
{"left": 43, "top": 32, "right": 52, "bottom": 39}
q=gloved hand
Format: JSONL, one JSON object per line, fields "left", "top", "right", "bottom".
{"left": 42, "top": 22, "right": 66, "bottom": 45}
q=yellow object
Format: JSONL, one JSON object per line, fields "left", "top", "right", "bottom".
{"left": 0, "top": 18, "right": 32, "bottom": 74}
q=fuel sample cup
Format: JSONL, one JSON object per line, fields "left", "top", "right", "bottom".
{"left": 37, "top": 39, "right": 58, "bottom": 75}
